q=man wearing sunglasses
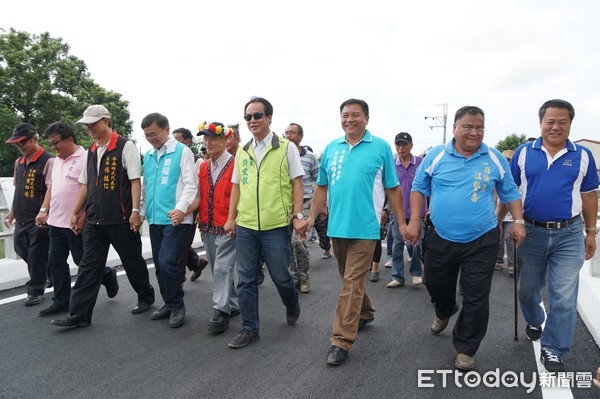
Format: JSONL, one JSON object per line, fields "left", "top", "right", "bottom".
{"left": 224, "top": 97, "right": 306, "bottom": 349}
{"left": 51, "top": 104, "right": 155, "bottom": 328}
{"left": 4, "top": 123, "right": 54, "bottom": 307}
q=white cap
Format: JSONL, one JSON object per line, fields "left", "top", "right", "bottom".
{"left": 76, "top": 104, "right": 111, "bottom": 124}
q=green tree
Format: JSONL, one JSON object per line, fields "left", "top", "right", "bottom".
{"left": 0, "top": 28, "right": 132, "bottom": 176}
{"left": 495, "top": 133, "right": 527, "bottom": 152}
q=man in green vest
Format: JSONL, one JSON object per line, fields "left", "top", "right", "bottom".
{"left": 225, "top": 97, "right": 307, "bottom": 349}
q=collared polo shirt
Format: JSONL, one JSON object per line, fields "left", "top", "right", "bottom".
{"left": 412, "top": 140, "right": 521, "bottom": 243}
{"left": 396, "top": 154, "right": 426, "bottom": 219}
{"left": 47, "top": 146, "right": 86, "bottom": 229}
{"left": 317, "top": 130, "right": 399, "bottom": 240}
{"left": 511, "top": 138, "right": 599, "bottom": 221}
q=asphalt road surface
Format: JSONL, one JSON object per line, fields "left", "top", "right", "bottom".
{"left": 1, "top": 242, "right": 599, "bottom": 399}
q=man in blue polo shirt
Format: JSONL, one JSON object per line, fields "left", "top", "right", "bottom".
{"left": 307, "top": 98, "right": 407, "bottom": 366}
{"left": 510, "top": 99, "right": 598, "bottom": 373}
{"left": 407, "top": 105, "right": 525, "bottom": 371}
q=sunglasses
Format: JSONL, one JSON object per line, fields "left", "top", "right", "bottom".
{"left": 13, "top": 137, "right": 32, "bottom": 147}
{"left": 243, "top": 112, "right": 265, "bottom": 122}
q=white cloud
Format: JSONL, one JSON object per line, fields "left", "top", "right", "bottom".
{"left": 2, "top": 0, "right": 599, "bottom": 156}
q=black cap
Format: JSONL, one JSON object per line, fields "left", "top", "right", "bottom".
{"left": 394, "top": 132, "right": 412, "bottom": 144}
{"left": 6, "top": 123, "right": 37, "bottom": 144}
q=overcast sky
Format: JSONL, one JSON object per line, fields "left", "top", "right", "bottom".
{"left": 2, "top": 0, "right": 599, "bottom": 155}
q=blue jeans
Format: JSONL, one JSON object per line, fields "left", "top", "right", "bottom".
{"left": 236, "top": 225, "right": 298, "bottom": 333}
{"left": 149, "top": 224, "right": 188, "bottom": 310}
{"left": 391, "top": 218, "right": 424, "bottom": 283}
{"left": 518, "top": 217, "right": 585, "bottom": 356}
{"left": 386, "top": 222, "right": 394, "bottom": 260}
{"left": 48, "top": 226, "right": 83, "bottom": 307}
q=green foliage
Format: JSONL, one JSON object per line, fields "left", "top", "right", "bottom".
{"left": 495, "top": 133, "right": 527, "bottom": 152}
{"left": 0, "top": 28, "right": 133, "bottom": 176}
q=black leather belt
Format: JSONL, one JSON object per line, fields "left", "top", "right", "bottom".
{"left": 524, "top": 215, "right": 579, "bottom": 230}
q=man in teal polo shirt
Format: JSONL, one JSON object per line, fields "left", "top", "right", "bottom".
{"left": 407, "top": 105, "right": 525, "bottom": 370}
{"left": 307, "top": 98, "right": 407, "bottom": 366}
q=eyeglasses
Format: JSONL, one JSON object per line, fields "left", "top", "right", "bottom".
{"left": 84, "top": 119, "right": 103, "bottom": 128}
{"left": 284, "top": 130, "right": 299, "bottom": 136}
{"left": 13, "top": 137, "right": 32, "bottom": 147}
{"left": 460, "top": 126, "right": 485, "bottom": 134}
{"left": 243, "top": 112, "right": 265, "bottom": 122}
{"left": 48, "top": 138, "right": 64, "bottom": 148}
{"left": 144, "top": 131, "right": 160, "bottom": 139}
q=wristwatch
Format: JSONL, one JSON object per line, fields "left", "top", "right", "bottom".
{"left": 292, "top": 213, "right": 305, "bottom": 220}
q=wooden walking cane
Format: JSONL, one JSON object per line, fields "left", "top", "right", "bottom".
{"left": 513, "top": 237, "right": 519, "bottom": 341}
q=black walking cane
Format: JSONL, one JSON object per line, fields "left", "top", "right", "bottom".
{"left": 513, "top": 237, "right": 519, "bottom": 341}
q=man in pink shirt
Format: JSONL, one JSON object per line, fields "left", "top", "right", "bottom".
{"left": 35, "top": 122, "right": 118, "bottom": 316}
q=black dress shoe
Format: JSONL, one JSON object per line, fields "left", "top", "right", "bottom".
{"left": 228, "top": 329, "right": 259, "bottom": 349}
{"left": 229, "top": 308, "right": 241, "bottom": 317}
{"left": 257, "top": 267, "right": 265, "bottom": 285}
{"left": 286, "top": 301, "right": 301, "bottom": 325}
{"left": 358, "top": 317, "right": 374, "bottom": 331}
{"left": 39, "top": 303, "right": 69, "bottom": 317}
{"left": 151, "top": 305, "right": 170, "bottom": 320}
{"left": 50, "top": 314, "right": 91, "bottom": 328}
{"left": 131, "top": 302, "right": 152, "bottom": 314}
{"left": 24, "top": 294, "right": 44, "bottom": 306}
{"left": 169, "top": 306, "right": 185, "bottom": 328}
{"left": 208, "top": 309, "right": 230, "bottom": 333}
{"left": 105, "top": 268, "right": 119, "bottom": 298}
{"left": 326, "top": 345, "right": 348, "bottom": 366}
{"left": 191, "top": 257, "right": 209, "bottom": 281}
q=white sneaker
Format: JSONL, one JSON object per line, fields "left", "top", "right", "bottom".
{"left": 386, "top": 280, "right": 404, "bottom": 288}
{"left": 412, "top": 276, "right": 423, "bottom": 286}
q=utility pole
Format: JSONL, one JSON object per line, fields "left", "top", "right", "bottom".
{"left": 425, "top": 103, "right": 448, "bottom": 144}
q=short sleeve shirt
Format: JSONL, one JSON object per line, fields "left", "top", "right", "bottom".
{"left": 317, "top": 130, "right": 399, "bottom": 240}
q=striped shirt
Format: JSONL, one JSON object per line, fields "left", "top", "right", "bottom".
{"left": 299, "top": 146, "right": 319, "bottom": 199}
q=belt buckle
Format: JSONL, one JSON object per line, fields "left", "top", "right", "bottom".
{"left": 546, "top": 221, "right": 558, "bottom": 229}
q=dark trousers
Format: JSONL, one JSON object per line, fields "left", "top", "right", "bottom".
{"left": 150, "top": 224, "right": 187, "bottom": 310}
{"left": 48, "top": 227, "right": 83, "bottom": 307}
{"left": 14, "top": 221, "right": 49, "bottom": 296}
{"left": 179, "top": 223, "right": 199, "bottom": 283}
{"left": 70, "top": 223, "right": 155, "bottom": 317}
{"left": 424, "top": 226, "right": 499, "bottom": 356}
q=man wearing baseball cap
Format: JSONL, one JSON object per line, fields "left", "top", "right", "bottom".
{"left": 4, "top": 123, "right": 54, "bottom": 306}
{"left": 196, "top": 121, "right": 240, "bottom": 333}
{"left": 51, "top": 104, "right": 155, "bottom": 328}
{"left": 386, "top": 132, "right": 427, "bottom": 289}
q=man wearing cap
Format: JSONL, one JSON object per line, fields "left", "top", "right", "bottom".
{"left": 196, "top": 121, "right": 239, "bottom": 333}
{"left": 407, "top": 105, "right": 525, "bottom": 370}
{"left": 284, "top": 122, "right": 319, "bottom": 293}
{"left": 140, "top": 113, "right": 197, "bottom": 328}
{"left": 172, "top": 127, "right": 209, "bottom": 284}
{"left": 35, "top": 122, "right": 119, "bottom": 316}
{"left": 386, "top": 132, "right": 427, "bottom": 288}
{"left": 4, "top": 123, "right": 54, "bottom": 306}
{"left": 224, "top": 97, "right": 306, "bottom": 349}
{"left": 51, "top": 105, "right": 155, "bottom": 328}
